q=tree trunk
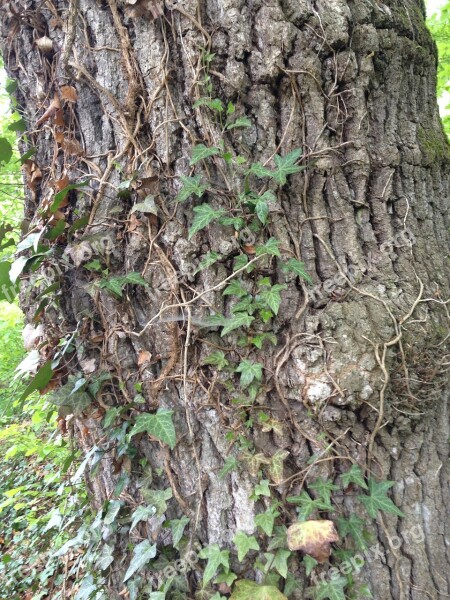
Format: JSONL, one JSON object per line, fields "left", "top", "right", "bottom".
{"left": 1, "top": 0, "right": 449, "bottom": 598}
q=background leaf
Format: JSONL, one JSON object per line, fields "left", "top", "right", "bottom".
{"left": 123, "top": 540, "right": 157, "bottom": 582}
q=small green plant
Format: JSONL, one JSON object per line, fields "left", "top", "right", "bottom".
{"left": 187, "top": 465, "right": 402, "bottom": 599}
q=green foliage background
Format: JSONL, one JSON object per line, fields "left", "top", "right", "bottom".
{"left": 428, "top": 0, "right": 450, "bottom": 135}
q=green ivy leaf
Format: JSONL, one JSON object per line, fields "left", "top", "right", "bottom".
{"left": 96, "top": 543, "right": 114, "bottom": 571}
{"left": 236, "top": 359, "right": 263, "bottom": 389}
{"left": 259, "top": 308, "right": 273, "bottom": 323}
{"left": 302, "top": 555, "right": 318, "bottom": 576}
{"left": 282, "top": 258, "right": 312, "bottom": 283}
{"left": 245, "top": 163, "right": 273, "bottom": 179}
{"left": 286, "top": 491, "right": 330, "bottom": 521}
{"left": 255, "top": 199, "right": 269, "bottom": 224}
{"left": 104, "top": 500, "right": 122, "bottom": 525}
{"left": 46, "top": 219, "right": 66, "bottom": 240}
{"left": 9, "top": 255, "right": 31, "bottom": 284}
{"left": 168, "top": 516, "right": 190, "bottom": 548}
{"left": 219, "top": 456, "right": 239, "bottom": 478}
{"left": 123, "top": 539, "right": 157, "bottom": 582}
{"left": 202, "top": 313, "right": 227, "bottom": 328}
{"left": 233, "top": 254, "right": 250, "bottom": 271}
{"left": 340, "top": 464, "right": 368, "bottom": 490}
{"left": 219, "top": 216, "right": 245, "bottom": 229}
{"left": 226, "top": 117, "right": 252, "bottom": 130}
{"left": 216, "top": 571, "right": 238, "bottom": 586}
{"left": 19, "top": 146, "right": 36, "bottom": 163}
{"left": 232, "top": 296, "right": 254, "bottom": 314}
{"left": 358, "top": 479, "right": 404, "bottom": 519}
{"left": 230, "top": 579, "right": 288, "bottom": 600}
{"left": 233, "top": 531, "right": 260, "bottom": 562}
{"left": 128, "top": 409, "right": 176, "bottom": 449}
{"left": 141, "top": 487, "right": 173, "bottom": 517}
{"left": 51, "top": 180, "right": 90, "bottom": 213}
{"left": 117, "top": 179, "right": 133, "bottom": 199}
{"left": 188, "top": 204, "right": 225, "bottom": 238}
{"left": 221, "top": 313, "right": 255, "bottom": 337}
{"left": 272, "top": 148, "right": 303, "bottom": 185}
{"left": 256, "top": 238, "right": 281, "bottom": 257}
{"left": 250, "top": 332, "right": 277, "bottom": 349}
{"left": 223, "top": 280, "right": 248, "bottom": 297}
{"left": 267, "top": 526, "right": 288, "bottom": 552}
{"left": 190, "top": 144, "right": 220, "bottom": 165}
{"left": 201, "top": 351, "right": 229, "bottom": 370}
{"left": 193, "top": 97, "right": 224, "bottom": 112}
{"left": 354, "top": 584, "right": 373, "bottom": 598}
{"left": 98, "top": 272, "right": 149, "bottom": 298}
{"left": 308, "top": 478, "right": 340, "bottom": 506}
{"left": 19, "top": 361, "right": 53, "bottom": 402}
{"left": 307, "top": 575, "right": 347, "bottom": 600}
{"left": 253, "top": 479, "right": 271, "bottom": 498}
{"left": 198, "top": 544, "right": 230, "bottom": 586}
{"left": 130, "top": 505, "right": 156, "bottom": 533}
{"left": 337, "top": 514, "right": 369, "bottom": 550}
{"left": 194, "top": 251, "right": 222, "bottom": 274}
{"left": 259, "top": 283, "right": 286, "bottom": 315}
{"left": 272, "top": 548, "right": 292, "bottom": 579}
{"left": 254, "top": 506, "right": 280, "bottom": 536}
{"left": 75, "top": 575, "right": 98, "bottom": 600}
{"left": 131, "top": 195, "right": 158, "bottom": 215}
{"left": 176, "top": 175, "right": 208, "bottom": 202}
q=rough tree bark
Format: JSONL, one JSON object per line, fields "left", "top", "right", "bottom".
{"left": 1, "top": 0, "right": 449, "bottom": 598}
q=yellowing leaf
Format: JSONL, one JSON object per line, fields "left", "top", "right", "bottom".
{"left": 230, "top": 580, "right": 287, "bottom": 600}
{"left": 267, "top": 450, "right": 290, "bottom": 485}
{"left": 287, "top": 519, "right": 339, "bottom": 563}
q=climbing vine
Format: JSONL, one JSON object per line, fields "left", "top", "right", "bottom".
{"left": 1, "top": 1, "right": 448, "bottom": 599}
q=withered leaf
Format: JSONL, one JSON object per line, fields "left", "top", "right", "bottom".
{"left": 125, "top": 0, "right": 164, "bottom": 20}
{"left": 65, "top": 241, "right": 93, "bottom": 266}
{"left": 62, "top": 137, "right": 83, "bottom": 156}
{"left": 80, "top": 358, "right": 97, "bottom": 374}
{"left": 54, "top": 131, "right": 65, "bottom": 144}
{"left": 55, "top": 175, "right": 70, "bottom": 191}
{"left": 60, "top": 85, "right": 78, "bottom": 102}
{"left": 35, "top": 36, "right": 53, "bottom": 54}
{"left": 36, "top": 93, "right": 60, "bottom": 126}
{"left": 287, "top": 520, "right": 339, "bottom": 563}
{"left": 54, "top": 108, "right": 65, "bottom": 126}
{"left": 138, "top": 350, "right": 152, "bottom": 366}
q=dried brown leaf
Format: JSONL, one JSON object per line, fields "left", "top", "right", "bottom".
{"left": 138, "top": 350, "right": 152, "bottom": 365}
{"left": 125, "top": 0, "right": 163, "bottom": 19}
{"left": 54, "top": 108, "right": 65, "bottom": 126}
{"left": 62, "top": 137, "right": 83, "bottom": 156}
{"left": 55, "top": 175, "right": 70, "bottom": 191}
{"left": 60, "top": 85, "right": 78, "bottom": 102}
{"left": 36, "top": 93, "right": 60, "bottom": 126}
